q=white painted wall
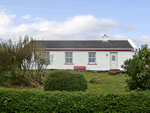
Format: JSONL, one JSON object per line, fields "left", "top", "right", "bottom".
{"left": 41, "top": 51, "right": 135, "bottom": 71}
{"left": 118, "top": 51, "right": 136, "bottom": 71}
{"left": 22, "top": 51, "right": 136, "bottom": 71}
{"left": 49, "top": 51, "right": 110, "bottom": 71}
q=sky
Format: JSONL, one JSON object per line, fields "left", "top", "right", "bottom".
{"left": 0, "top": 0, "right": 150, "bottom": 52}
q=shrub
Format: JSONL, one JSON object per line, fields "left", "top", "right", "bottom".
{"left": 121, "top": 44, "right": 150, "bottom": 92}
{"left": 1, "top": 67, "right": 44, "bottom": 88}
{"left": 108, "top": 70, "right": 117, "bottom": 75}
{"left": 43, "top": 70, "right": 88, "bottom": 92}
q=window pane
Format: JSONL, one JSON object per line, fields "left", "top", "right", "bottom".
{"left": 66, "top": 58, "right": 72, "bottom": 63}
{"left": 70, "top": 58, "right": 72, "bottom": 63}
{"left": 91, "top": 53, "right": 93, "bottom": 57}
{"left": 93, "top": 53, "right": 95, "bottom": 57}
{"left": 91, "top": 58, "right": 93, "bottom": 62}
{"left": 66, "top": 52, "right": 72, "bottom": 57}
{"left": 70, "top": 53, "right": 72, "bottom": 57}
{"left": 89, "top": 58, "right": 95, "bottom": 63}
{"left": 68, "top": 53, "right": 70, "bottom": 57}
{"left": 47, "top": 58, "right": 50, "bottom": 62}
{"left": 66, "top": 52, "right": 70, "bottom": 57}
{"left": 66, "top": 53, "right": 68, "bottom": 57}
{"left": 45, "top": 52, "right": 49, "bottom": 57}
{"left": 92, "top": 58, "right": 94, "bottom": 62}
{"left": 93, "top": 58, "right": 95, "bottom": 62}
{"left": 66, "top": 58, "right": 69, "bottom": 63}
{"left": 90, "top": 53, "right": 93, "bottom": 57}
{"left": 112, "top": 55, "right": 115, "bottom": 61}
{"left": 89, "top": 53, "right": 92, "bottom": 57}
{"left": 89, "top": 52, "right": 95, "bottom": 57}
{"left": 89, "top": 58, "right": 92, "bottom": 62}
{"left": 45, "top": 58, "right": 50, "bottom": 63}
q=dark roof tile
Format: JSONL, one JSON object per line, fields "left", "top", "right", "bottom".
{"left": 31, "top": 40, "right": 133, "bottom": 49}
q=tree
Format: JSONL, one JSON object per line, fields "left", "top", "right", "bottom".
{"left": 22, "top": 39, "right": 54, "bottom": 85}
{"left": 0, "top": 35, "right": 54, "bottom": 87}
{"left": 121, "top": 44, "right": 150, "bottom": 92}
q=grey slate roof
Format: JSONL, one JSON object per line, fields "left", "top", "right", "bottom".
{"left": 31, "top": 40, "right": 133, "bottom": 49}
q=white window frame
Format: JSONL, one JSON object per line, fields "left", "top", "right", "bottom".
{"left": 88, "top": 52, "right": 96, "bottom": 64}
{"left": 65, "top": 52, "right": 73, "bottom": 63}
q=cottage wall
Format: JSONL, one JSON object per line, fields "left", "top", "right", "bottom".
{"left": 22, "top": 51, "right": 135, "bottom": 71}
{"left": 49, "top": 51, "right": 110, "bottom": 71}
{"left": 118, "top": 51, "right": 135, "bottom": 71}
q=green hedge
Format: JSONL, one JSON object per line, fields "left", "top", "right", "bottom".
{"left": 0, "top": 87, "right": 150, "bottom": 113}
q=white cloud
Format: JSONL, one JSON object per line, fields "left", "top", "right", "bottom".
{"left": 0, "top": 10, "right": 13, "bottom": 29}
{"left": 34, "top": 17, "right": 43, "bottom": 20}
{"left": 21, "top": 15, "right": 32, "bottom": 19}
{"left": 9, "top": 14, "right": 16, "bottom": 19}
{"left": 12, "top": 24, "right": 27, "bottom": 33}
{"left": 0, "top": 8, "right": 149, "bottom": 51}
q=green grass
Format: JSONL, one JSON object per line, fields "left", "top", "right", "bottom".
{"left": 69, "top": 70, "right": 131, "bottom": 95}
{"left": 0, "top": 70, "right": 132, "bottom": 95}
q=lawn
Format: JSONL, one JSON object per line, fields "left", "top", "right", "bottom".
{"left": 0, "top": 70, "right": 132, "bottom": 95}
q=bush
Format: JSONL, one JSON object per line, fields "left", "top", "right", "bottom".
{"left": 0, "top": 68, "right": 44, "bottom": 88}
{"left": 43, "top": 70, "right": 88, "bottom": 92}
{"left": 108, "top": 70, "right": 117, "bottom": 75}
{"left": 121, "top": 44, "right": 150, "bottom": 92}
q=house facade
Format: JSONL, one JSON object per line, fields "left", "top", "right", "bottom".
{"left": 24, "top": 34, "right": 137, "bottom": 72}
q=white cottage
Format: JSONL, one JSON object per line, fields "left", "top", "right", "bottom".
{"left": 26, "top": 34, "right": 137, "bottom": 72}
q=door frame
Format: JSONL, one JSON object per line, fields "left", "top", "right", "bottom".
{"left": 110, "top": 52, "right": 118, "bottom": 69}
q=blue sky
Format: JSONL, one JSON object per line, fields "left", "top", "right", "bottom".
{"left": 0, "top": 0, "right": 150, "bottom": 51}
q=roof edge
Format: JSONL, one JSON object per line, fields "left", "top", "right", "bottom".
{"left": 44, "top": 48, "right": 134, "bottom": 50}
{"left": 32, "top": 48, "right": 134, "bottom": 50}
{"left": 127, "top": 39, "right": 137, "bottom": 51}
{"left": 32, "top": 40, "right": 127, "bottom": 41}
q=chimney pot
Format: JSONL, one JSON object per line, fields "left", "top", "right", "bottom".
{"left": 104, "top": 34, "right": 106, "bottom": 36}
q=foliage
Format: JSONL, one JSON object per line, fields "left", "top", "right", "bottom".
{"left": 1, "top": 87, "right": 150, "bottom": 113}
{"left": 108, "top": 70, "right": 117, "bottom": 75}
{"left": 121, "top": 44, "right": 150, "bottom": 92}
{"left": 0, "top": 35, "right": 54, "bottom": 87}
{"left": 44, "top": 70, "right": 88, "bottom": 92}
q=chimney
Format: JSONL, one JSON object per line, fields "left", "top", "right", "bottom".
{"left": 102, "top": 34, "right": 108, "bottom": 41}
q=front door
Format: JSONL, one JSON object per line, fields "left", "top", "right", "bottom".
{"left": 110, "top": 52, "right": 118, "bottom": 69}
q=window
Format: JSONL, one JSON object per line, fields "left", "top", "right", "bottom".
{"left": 89, "top": 52, "right": 96, "bottom": 64}
{"left": 112, "top": 55, "right": 115, "bottom": 61}
{"left": 65, "top": 52, "right": 73, "bottom": 63}
{"left": 44, "top": 51, "right": 50, "bottom": 64}
{"left": 45, "top": 52, "right": 49, "bottom": 57}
